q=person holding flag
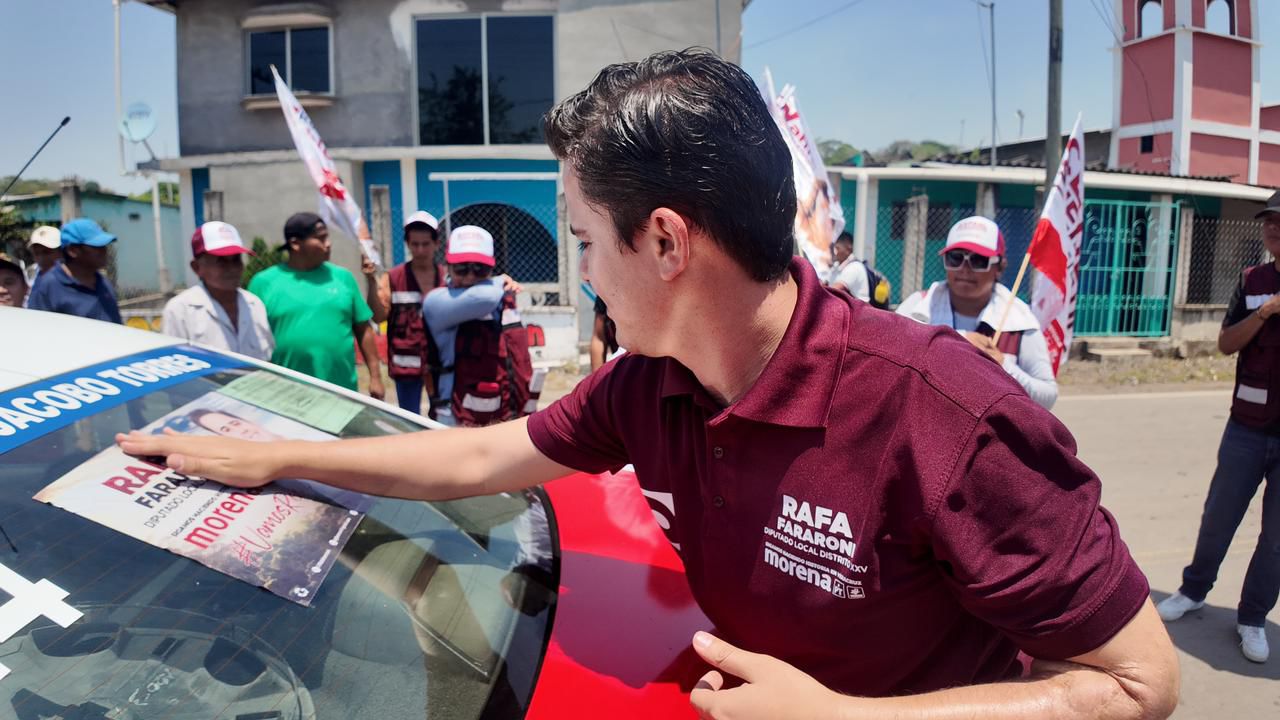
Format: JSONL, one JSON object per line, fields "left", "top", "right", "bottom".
{"left": 271, "top": 66, "right": 380, "bottom": 269}
{"left": 897, "top": 216, "right": 1058, "bottom": 410}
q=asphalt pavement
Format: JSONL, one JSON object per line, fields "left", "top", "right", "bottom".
{"left": 1054, "top": 390, "right": 1279, "bottom": 719}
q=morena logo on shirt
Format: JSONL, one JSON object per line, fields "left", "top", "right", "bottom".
{"left": 762, "top": 494, "right": 867, "bottom": 600}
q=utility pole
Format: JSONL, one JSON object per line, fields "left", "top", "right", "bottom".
{"left": 989, "top": 3, "right": 997, "bottom": 168}
{"left": 976, "top": 2, "right": 998, "bottom": 168}
{"left": 1045, "top": 0, "right": 1063, "bottom": 198}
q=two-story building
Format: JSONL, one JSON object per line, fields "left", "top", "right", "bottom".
{"left": 140, "top": 0, "right": 746, "bottom": 359}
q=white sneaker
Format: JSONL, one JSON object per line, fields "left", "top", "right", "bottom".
{"left": 1238, "top": 625, "right": 1270, "bottom": 663}
{"left": 1156, "top": 592, "right": 1205, "bottom": 622}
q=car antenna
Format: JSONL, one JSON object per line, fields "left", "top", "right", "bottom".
{"left": 0, "top": 523, "right": 17, "bottom": 554}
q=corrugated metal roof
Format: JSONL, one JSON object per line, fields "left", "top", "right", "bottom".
{"left": 929, "top": 153, "right": 1240, "bottom": 184}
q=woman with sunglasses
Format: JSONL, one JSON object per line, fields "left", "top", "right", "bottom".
{"left": 897, "top": 216, "right": 1058, "bottom": 409}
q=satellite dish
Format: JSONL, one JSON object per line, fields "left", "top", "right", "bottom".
{"left": 118, "top": 102, "right": 157, "bottom": 143}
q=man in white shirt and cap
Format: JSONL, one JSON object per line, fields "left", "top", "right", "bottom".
{"left": 161, "top": 221, "right": 275, "bottom": 360}
{"left": 896, "top": 216, "right": 1058, "bottom": 409}
{"left": 26, "top": 225, "right": 61, "bottom": 288}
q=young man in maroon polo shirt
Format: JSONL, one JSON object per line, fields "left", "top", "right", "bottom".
{"left": 121, "top": 49, "right": 1179, "bottom": 718}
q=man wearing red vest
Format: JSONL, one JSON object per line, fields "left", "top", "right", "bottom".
{"left": 369, "top": 211, "right": 447, "bottom": 416}
{"left": 1157, "top": 192, "right": 1280, "bottom": 664}
{"left": 422, "top": 225, "right": 538, "bottom": 427}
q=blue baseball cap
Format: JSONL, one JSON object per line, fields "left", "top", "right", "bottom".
{"left": 60, "top": 218, "right": 117, "bottom": 247}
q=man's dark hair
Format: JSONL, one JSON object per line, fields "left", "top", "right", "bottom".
{"left": 544, "top": 48, "right": 795, "bottom": 283}
{"left": 404, "top": 222, "right": 439, "bottom": 243}
{"left": 283, "top": 212, "right": 325, "bottom": 248}
{"left": 836, "top": 231, "right": 853, "bottom": 246}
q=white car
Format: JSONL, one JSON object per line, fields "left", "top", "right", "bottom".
{"left": 0, "top": 307, "right": 711, "bottom": 720}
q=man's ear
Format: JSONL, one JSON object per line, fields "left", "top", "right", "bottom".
{"left": 649, "top": 208, "right": 691, "bottom": 282}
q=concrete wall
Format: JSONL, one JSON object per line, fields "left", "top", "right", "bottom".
{"left": 10, "top": 194, "right": 184, "bottom": 296}
{"left": 556, "top": 0, "right": 742, "bottom": 100}
{"left": 1189, "top": 133, "right": 1251, "bottom": 181}
{"left": 1118, "top": 132, "right": 1175, "bottom": 174}
{"left": 175, "top": 0, "right": 742, "bottom": 156}
{"left": 176, "top": 0, "right": 426, "bottom": 154}
{"left": 1191, "top": 33, "right": 1252, "bottom": 126}
{"left": 1258, "top": 143, "right": 1280, "bottom": 188}
{"left": 1120, "top": 34, "right": 1175, "bottom": 125}
{"left": 205, "top": 159, "right": 366, "bottom": 275}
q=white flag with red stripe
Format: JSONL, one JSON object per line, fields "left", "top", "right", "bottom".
{"left": 759, "top": 68, "right": 845, "bottom": 278}
{"left": 272, "top": 66, "right": 380, "bottom": 267}
{"left": 1029, "top": 115, "right": 1085, "bottom": 375}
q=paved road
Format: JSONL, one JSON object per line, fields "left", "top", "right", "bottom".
{"left": 1054, "top": 390, "right": 1279, "bottom": 719}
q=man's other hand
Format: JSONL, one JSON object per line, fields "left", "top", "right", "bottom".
{"left": 689, "top": 632, "right": 841, "bottom": 720}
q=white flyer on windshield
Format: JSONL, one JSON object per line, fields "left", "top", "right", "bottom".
{"left": 33, "top": 391, "right": 371, "bottom": 606}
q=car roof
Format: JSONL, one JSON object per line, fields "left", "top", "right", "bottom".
{"left": 0, "top": 307, "right": 182, "bottom": 391}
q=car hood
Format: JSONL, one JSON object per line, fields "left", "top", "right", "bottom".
{"left": 0, "top": 307, "right": 182, "bottom": 391}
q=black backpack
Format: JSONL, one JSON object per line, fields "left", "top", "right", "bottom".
{"left": 861, "top": 262, "right": 892, "bottom": 310}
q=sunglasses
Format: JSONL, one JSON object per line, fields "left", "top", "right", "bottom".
{"left": 451, "top": 263, "right": 493, "bottom": 278}
{"left": 942, "top": 250, "right": 998, "bottom": 272}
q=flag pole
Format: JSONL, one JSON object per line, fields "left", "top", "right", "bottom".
{"left": 992, "top": 248, "right": 1033, "bottom": 345}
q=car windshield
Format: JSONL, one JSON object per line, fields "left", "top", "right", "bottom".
{"left": 0, "top": 352, "right": 557, "bottom": 720}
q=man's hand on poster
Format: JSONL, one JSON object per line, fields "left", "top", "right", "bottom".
{"left": 964, "top": 331, "right": 1005, "bottom": 365}
{"left": 117, "top": 430, "right": 280, "bottom": 489}
{"left": 689, "top": 632, "right": 844, "bottom": 720}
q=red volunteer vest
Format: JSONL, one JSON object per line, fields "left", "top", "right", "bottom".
{"left": 387, "top": 262, "right": 445, "bottom": 380}
{"left": 1230, "top": 263, "right": 1280, "bottom": 429}
{"left": 450, "top": 292, "right": 540, "bottom": 427}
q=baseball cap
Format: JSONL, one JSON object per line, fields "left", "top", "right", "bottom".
{"left": 283, "top": 212, "right": 325, "bottom": 244}
{"left": 403, "top": 210, "right": 440, "bottom": 231}
{"left": 445, "top": 225, "right": 495, "bottom": 267}
{"left": 192, "top": 221, "right": 255, "bottom": 257}
{"left": 1254, "top": 190, "right": 1280, "bottom": 219}
{"left": 28, "top": 226, "right": 61, "bottom": 249}
{"left": 0, "top": 252, "right": 23, "bottom": 276}
{"left": 60, "top": 218, "right": 117, "bottom": 247}
{"left": 941, "top": 216, "right": 1005, "bottom": 257}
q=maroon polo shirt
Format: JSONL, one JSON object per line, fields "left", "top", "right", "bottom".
{"left": 528, "top": 258, "right": 1149, "bottom": 697}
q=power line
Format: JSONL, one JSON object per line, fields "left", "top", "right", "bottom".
{"left": 746, "top": 0, "right": 875, "bottom": 50}
{"left": 1085, "top": 0, "right": 1177, "bottom": 170}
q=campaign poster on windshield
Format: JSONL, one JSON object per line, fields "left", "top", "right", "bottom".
{"left": 148, "top": 391, "right": 373, "bottom": 512}
{"left": 33, "top": 391, "right": 369, "bottom": 606}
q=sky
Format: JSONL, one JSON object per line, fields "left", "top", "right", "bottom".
{"left": 741, "top": 0, "right": 1280, "bottom": 152}
{"left": 2, "top": 0, "right": 1279, "bottom": 195}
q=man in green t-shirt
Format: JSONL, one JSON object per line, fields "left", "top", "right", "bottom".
{"left": 249, "top": 212, "right": 385, "bottom": 399}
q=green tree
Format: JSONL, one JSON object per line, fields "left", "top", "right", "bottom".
{"left": 818, "top": 139, "right": 860, "bottom": 166}
{"left": 0, "top": 176, "right": 58, "bottom": 196}
{"left": 909, "top": 140, "right": 955, "bottom": 161}
{"left": 418, "top": 66, "right": 486, "bottom": 145}
{"left": 876, "top": 140, "right": 956, "bottom": 163}
{"left": 130, "top": 182, "right": 180, "bottom": 206}
{"left": 0, "top": 205, "right": 36, "bottom": 261}
{"left": 242, "top": 236, "right": 286, "bottom": 287}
